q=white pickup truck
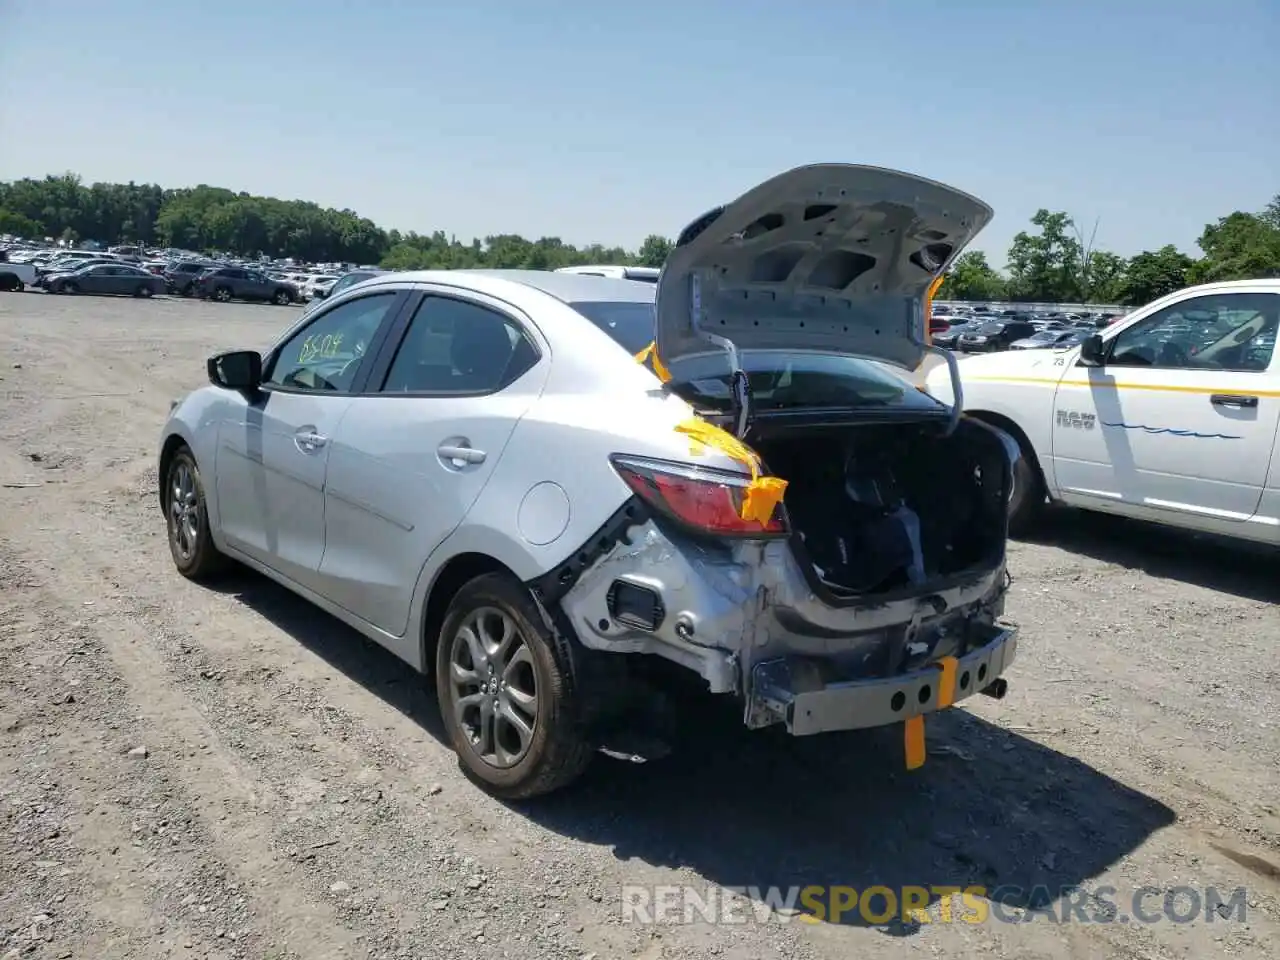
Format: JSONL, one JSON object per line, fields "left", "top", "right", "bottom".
{"left": 0, "top": 256, "right": 37, "bottom": 292}
{"left": 925, "top": 279, "right": 1280, "bottom": 546}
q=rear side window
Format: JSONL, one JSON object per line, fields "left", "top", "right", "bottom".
{"left": 380, "top": 296, "right": 539, "bottom": 394}
{"left": 569, "top": 300, "right": 656, "bottom": 353}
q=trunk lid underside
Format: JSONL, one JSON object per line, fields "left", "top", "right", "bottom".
{"left": 655, "top": 163, "right": 993, "bottom": 378}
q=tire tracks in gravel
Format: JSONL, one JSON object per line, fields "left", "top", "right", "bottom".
{"left": 1, "top": 452, "right": 811, "bottom": 959}
{"left": 0, "top": 540, "right": 302, "bottom": 960}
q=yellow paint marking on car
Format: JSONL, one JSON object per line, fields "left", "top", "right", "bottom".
{"left": 964, "top": 375, "right": 1280, "bottom": 398}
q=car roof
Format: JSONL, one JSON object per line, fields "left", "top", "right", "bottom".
{"left": 375, "top": 269, "right": 657, "bottom": 305}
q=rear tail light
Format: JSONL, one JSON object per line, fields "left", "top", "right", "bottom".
{"left": 610, "top": 455, "right": 787, "bottom": 538}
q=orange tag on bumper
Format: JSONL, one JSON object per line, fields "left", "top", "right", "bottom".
{"left": 904, "top": 715, "right": 926, "bottom": 770}
{"left": 936, "top": 656, "right": 959, "bottom": 708}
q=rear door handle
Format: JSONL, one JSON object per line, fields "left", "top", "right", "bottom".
{"left": 437, "top": 443, "right": 486, "bottom": 465}
{"left": 294, "top": 428, "right": 329, "bottom": 452}
{"left": 1210, "top": 394, "right": 1258, "bottom": 409}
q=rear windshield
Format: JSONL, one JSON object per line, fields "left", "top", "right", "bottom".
{"left": 569, "top": 300, "right": 656, "bottom": 354}
{"left": 667, "top": 352, "right": 938, "bottom": 413}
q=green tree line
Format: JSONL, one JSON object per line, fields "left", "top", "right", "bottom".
{"left": 1, "top": 172, "right": 1275, "bottom": 306}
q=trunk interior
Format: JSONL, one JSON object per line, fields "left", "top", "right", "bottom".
{"left": 750, "top": 417, "right": 1011, "bottom": 598}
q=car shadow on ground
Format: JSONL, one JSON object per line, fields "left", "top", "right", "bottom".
{"left": 211, "top": 570, "right": 1176, "bottom": 933}
{"left": 1017, "top": 507, "right": 1280, "bottom": 604}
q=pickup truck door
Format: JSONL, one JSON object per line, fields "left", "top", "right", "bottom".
{"left": 1051, "top": 289, "right": 1280, "bottom": 523}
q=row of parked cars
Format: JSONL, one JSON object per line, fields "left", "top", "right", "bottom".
{"left": 931, "top": 305, "right": 1121, "bottom": 353}
{"left": 0, "top": 241, "right": 382, "bottom": 304}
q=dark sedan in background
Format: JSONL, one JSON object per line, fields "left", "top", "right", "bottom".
{"left": 43, "top": 262, "right": 167, "bottom": 297}
{"left": 932, "top": 320, "right": 983, "bottom": 349}
{"left": 957, "top": 320, "right": 1038, "bottom": 353}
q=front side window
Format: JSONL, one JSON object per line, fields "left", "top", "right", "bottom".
{"left": 265, "top": 292, "right": 399, "bottom": 393}
{"left": 1107, "top": 293, "right": 1277, "bottom": 372}
{"left": 381, "top": 296, "right": 539, "bottom": 394}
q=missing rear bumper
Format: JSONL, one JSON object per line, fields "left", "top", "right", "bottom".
{"left": 747, "top": 625, "right": 1017, "bottom": 735}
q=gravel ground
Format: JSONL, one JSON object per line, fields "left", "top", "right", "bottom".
{"left": 0, "top": 290, "right": 1277, "bottom": 960}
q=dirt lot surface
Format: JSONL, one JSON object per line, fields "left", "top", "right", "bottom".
{"left": 1, "top": 291, "right": 1277, "bottom": 960}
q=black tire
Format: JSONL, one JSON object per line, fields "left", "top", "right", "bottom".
{"left": 163, "top": 447, "right": 230, "bottom": 580}
{"left": 213, "top": 286, "right": 232, "bottom": 302}
{"left": 62, "top": 281, "right": 78, "bottom": 294}
{"left": 435, "top": 572, "right": 592, "bottom": 799}
{"left": 136, "top": 284, "right": 155, "bottom": 298}
{"left": 0, "top": 274, "right": 20, "bottom": 292}
{"left": 1007, "top": 441, "right": 1046, "bottom": 537}
{"left": 273, "top": 288, "right": 292, "bottom": 305}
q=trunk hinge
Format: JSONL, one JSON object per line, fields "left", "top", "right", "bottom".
{"left": 690, "top": 274, "right": 753, "bottom": 438}
{"left": 926, "top": 343, "right": 964, "bottom": 436}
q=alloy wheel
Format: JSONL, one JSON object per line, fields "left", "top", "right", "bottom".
{"left": 447, "top": 607, "right": 539, "bottom": 768}
{"left": 168, "top": 460, "right": 200, "bottom": 562}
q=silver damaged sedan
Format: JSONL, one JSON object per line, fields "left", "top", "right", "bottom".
{"left": 159, "top": 163, "right": 1021, "bottom": 797}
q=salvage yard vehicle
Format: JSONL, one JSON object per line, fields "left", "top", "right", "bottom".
{"left": 42, "top": 262, "right": 167, "bottom": 297}
{"left": 926, "top": 279, "right": 1280, "bottom": 543}
{"left": 194, "top": 266, "right": 298, "bottom": 305}
{"left": 0, "top": 255, "right": 36, "bottom": 291}
{"left": 159, "top": 164, "right": 1019, "bottom": 798}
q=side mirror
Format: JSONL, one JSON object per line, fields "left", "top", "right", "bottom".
{"left": 1078, "top": 334, "right": 1105, "bottom": 367}
{"left": 208, "top": 350, "right": 262, "bottom": 390}
{"left": 312, "top": 287, "right": 327, "bottom": 300}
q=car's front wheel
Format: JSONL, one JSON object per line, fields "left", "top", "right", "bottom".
{"left": 436, "top": 572, "right": 592, "bottom": 799}
{"left": 1007, "top": 441, "right": 1046, "bottom": 537}
{"left": 164, "top": 447, "right": 229, "bottom": 580}
{"left": 135, "top": 284, "right": 155, "bottom": 298}
{"left": 273, "top": 288, "right": 292, "bottom": 305}
{"left": 212, "top": 286, "right": 232, "bottom": 302}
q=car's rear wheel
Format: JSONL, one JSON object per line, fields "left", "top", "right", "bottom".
{"left": 213, "top": 286, "right": 232, "bottom": 302}
{"left": 436, "top": 572, "right": 592, "bottom": 799}
{"left": 164, "top": 447, "right": 229, "bottom": 580}
{"left": 62, "top": 281, "right": 78, "bottom": 294}
{"left": 273, "top": 288, "right": 291, "bottom": 305}
{"left": 136, "top": 284, "right": 155, "bottom": 298}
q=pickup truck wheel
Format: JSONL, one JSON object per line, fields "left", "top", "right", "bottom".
{"left": 164, "top": 447, "right": 230, "bottom": 580}
{"left": 0, "top": 274, "right": 21, "bottom": 292}
{"left": 436, "top": 572, "right": 592, "bottom": 799}
{"left": 1008, "top": 446, "right": 1046, "bottom": 536}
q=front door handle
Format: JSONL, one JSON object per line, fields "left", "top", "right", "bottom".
{"left": 437, "top": 443, "right": 486, "bottom": 466}
{"left": 1210, "top": 394, "right": 1259, "bottom": 409}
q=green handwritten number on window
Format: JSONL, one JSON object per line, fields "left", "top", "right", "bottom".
{"left": 297, "top": 332, "right": 345, "bottom": 365}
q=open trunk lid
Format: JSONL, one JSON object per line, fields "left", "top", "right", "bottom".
{"left": 654, "top": 164, "right": 993, "bottom": 382}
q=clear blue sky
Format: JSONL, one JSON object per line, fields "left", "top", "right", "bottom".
{"left": 1, "top": 0, "right": 1274, "bottom": 267}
